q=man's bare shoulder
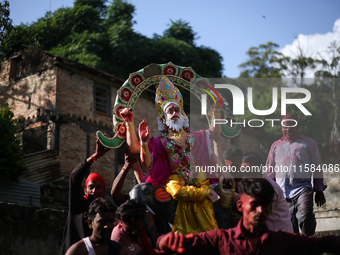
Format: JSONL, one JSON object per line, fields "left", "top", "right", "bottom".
{"left": 65, "top": 239, "right": 87, "bottom": 255}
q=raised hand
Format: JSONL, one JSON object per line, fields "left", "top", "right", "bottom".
{"left": 120, "top": 108, "right": 134, "bottom": 122}
{"left": 123, "top": 150, "right": 138, "bottom": 171}
{"left": 94, "top": 137, "right": 111, "bottom": 159}
{"left": 139, "top": 120, "right": 150, "bottom": 143}
{"left": 158, "top": 232, "right": 185, "bottom": 254}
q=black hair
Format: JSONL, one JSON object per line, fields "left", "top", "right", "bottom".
{"left": 88, "top": 197, "right": 116, "bottom": 221}
{"left": 223, "top": 147, "right": 243, "bottom": 161}
{"left": 237, "top": 178, "right": 274, "bottom": 207}
{"left": 241, "top": 152, "right": 263, "bottom": 167}
{"left": 116, "top": 198, "right": 146, "bottom": 224}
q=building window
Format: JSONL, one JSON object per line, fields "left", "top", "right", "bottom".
{"left": 9, "top": 55, "right": 22, "bottom": 79}
{"left": 23, "top": 124, "right": 48, "bottom": 154}
{"left": 94, "top": 84, "right": 111, "bottom": 115}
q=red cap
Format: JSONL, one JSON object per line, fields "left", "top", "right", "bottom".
{"left": 85, "top": 172, "right": 106, "bottom": 189}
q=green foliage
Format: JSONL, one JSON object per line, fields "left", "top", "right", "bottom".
{"left": 195, "top": 46, "right": 223, "bottom": 78}
{"left": 164, "top": 19, "right": 197, "bottom": 45}
{"left": 74, "top": 0, "right": 107, "bottom": 13}
{"left": 313, "top": 41, "right": 340, "bottom": 150}
{"left": 0, "top": 107, "right": 27, "bottom": 181}
{"left": 104, "top": 0, "right": 135, "bottom": 27}
{"left": 315, "top": 41, "right": 340, "bottom": 78}
{"left": 0, "top": 0, "right": 13, "bottom": 59}
{"left": 239, "top": 41, "right": 288, "bottom": 78}
{"left": 4, "top": 0, "right": 223, "bottom": 78}
{"left": 50, "top": 31, "right": 104, "bottom": 67}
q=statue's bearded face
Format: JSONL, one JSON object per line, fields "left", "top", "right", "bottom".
{"left": 165, "top": 103, "right": 180, "bottom": 121}
{"left": 164, "top": 103, "right": 184, "bottom": 132}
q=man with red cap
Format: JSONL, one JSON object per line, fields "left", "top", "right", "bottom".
{"left": 61, "top": 138, "right": 110, "bottom": 254}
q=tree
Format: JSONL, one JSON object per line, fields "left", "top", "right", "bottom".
{"left": 314, "top": 41, "right": 340, "bottom": 147}
{"left": 104, "top": 0, "right": 135, "bottom": 27}
{"left": 236, "top": 42, "right": 287, "bottom": 150}
{"left": 238, "top": 41, "right": 288, "bottom": 78}
{"left": 74, "top": 0, "right": 108, "bottom": 13}
{"left": 163, "top": 19, "right": 197, "bottom": 45}
{"left": 236, "top": 40, "right": 340, "bottom": 160}
{"left": 4, "top": 0, "right": 223, "bottom": 79}
{"left": 0, "top": 0, "right": 13, "bottom": 59}
{"left": 315, "top": 41, "right": 340, "bottom": 78}
{"left": 278, "top": 39, "right": 318, "bottom": 87}
{"left": 236, "top": 41, "right": 336, "bottom": 153}
{"left": 0, "top": 107, "right": 28, "bottom": 181}
{"left": 289, "top": 44, "right": 316, "bottom": 81}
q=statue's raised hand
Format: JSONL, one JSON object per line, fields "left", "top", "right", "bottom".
{"left": 139, "top": 120, "right": 150, "bottom": 143}
{"left": 120, "top": 107, "right": 134, "bottom": 122}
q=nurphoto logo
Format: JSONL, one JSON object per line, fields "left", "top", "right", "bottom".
{"left": 199, "top": 81, "right": 311, "bottom": 128}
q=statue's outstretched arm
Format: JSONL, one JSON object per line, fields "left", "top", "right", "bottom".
{"left": 120, "top": 108, "right": 140, "bottom": 153}
{"left": 139, "top": 120, "right": 152, "bottom": 169}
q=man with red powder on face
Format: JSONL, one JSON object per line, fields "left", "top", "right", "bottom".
{"left": 156, "top": 178, "right": 340, "bottom": 255}
{"left": 265, "top": 114, "right": 326, "bottom": 236}
{"left": 61, "top": 138, "right": 110, "bottom": 254}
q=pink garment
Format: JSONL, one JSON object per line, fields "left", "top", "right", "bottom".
{"left": 266, "top": 133, "right": 323, "bottom": 198}
{"left": 110, "top": 223, "right": 144, "bottom": 255}
{"left": 264, "top": 175, "right": 293, "bottom": 232}
{"left": 144, "top": 130, "right": 218, "bottom": 186}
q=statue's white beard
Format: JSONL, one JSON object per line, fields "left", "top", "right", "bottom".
{"left": 165, "top": 114, "right": 185, "bottom": 132}
{"left": 157, "top": 114, "right": 189, "bottom": 132}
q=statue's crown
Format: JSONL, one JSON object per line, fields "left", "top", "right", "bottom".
{"left": 155, "top": 77, "right": 185, "bottom": 119}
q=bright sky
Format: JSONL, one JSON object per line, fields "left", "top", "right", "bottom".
{"left": 9, "top": 0, "right": 340, "bottom": 78}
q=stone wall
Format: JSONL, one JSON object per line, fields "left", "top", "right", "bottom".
{"left": 1, "top": 67, "right": 57, "bottom": 118}
{"left": 56, "top": 67, "right": 115, "bottom": 127}
{"left": 0, "top": 58, "right": 12, "bottom": 81}
{"left": 0, "top": 202, "right": 67, "bottom": 255}
{"left": 59, "top": 122, "right": 120, "bottom": 190}
{"left": 55, "top": 67, "right": 160, "bottom": 191}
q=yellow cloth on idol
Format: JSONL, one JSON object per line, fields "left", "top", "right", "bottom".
{"left": 165, "top": 172, "right": 219, "bottom": 234}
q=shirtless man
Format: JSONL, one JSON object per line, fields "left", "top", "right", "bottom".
{"left": 65, "top": 198, "right": 121, "bottom": 255}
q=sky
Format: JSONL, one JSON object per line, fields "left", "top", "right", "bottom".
{"left": 8, "top": 0, "right": 340, "bottom": 78}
